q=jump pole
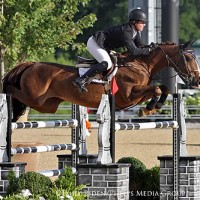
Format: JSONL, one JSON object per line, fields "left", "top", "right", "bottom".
{"left": 172, "top": 93, "right": 180, "bottom": 200}
{"left": 109, "top": 93, "right": 115, "bottom": 163}
{"left": 108, "top": 92, "right": 181, "bottom": 199}
{"left": 6, "top": 94, "right": 12, "bottom": 162}
{"left": 71, "top": 103, "right": 79, "bottom": 169}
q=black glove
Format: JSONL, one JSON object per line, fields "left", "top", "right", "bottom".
{"left": 149, "top": 42, "right": 158, "bottom": 52}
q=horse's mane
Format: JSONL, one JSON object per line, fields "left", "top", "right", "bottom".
{"left": 117, "top": 42, "right": 178, "bottom": 63}
{"left": 157, "top": 42, "right": 177, "bottom": 45}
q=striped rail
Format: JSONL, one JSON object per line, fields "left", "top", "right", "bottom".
{"left": 11, "top": 143, "right": 76, "bottom": 155}
{"left": 38, "top": 167, "right": 76, "bottom": 177}
{"left": 11, "top": 119, "right": 78, "bottom": 130}
{"left": 115, "top": 121, "right": 178, "bottom": 131}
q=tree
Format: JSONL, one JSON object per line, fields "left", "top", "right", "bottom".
{"left": 57, "top": 0, "right": 128, "bottom": 60}
{"left": 179, "top": 0, "right": 200, "bottom": 42}
{"left": 0, "top": 0, "right": 96, "bottom": 72}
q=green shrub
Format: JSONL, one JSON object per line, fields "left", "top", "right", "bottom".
{"left": 6, "top": 167, "right": 86, "bottom": 200}
{"left": 49, "top": 167, "right": 86, "bottom": 200}
{"left": 54, "top": 166, "right": 75, "bottom": 190}
{"left": 7, "top": 171, "right": 53, "bottom": 198}
{"left": 142, "top": 166, "right": 160, "bottom": 200}
{"left": 118, "top": 157, "right": 146, "bottom": 194}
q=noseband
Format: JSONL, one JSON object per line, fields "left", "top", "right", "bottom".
{"left": 158, "top": 46, "right": 199, "bottom": 85}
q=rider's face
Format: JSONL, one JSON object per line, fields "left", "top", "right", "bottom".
{"left": 134, "top": 21, "right": 146, "bottom": 32}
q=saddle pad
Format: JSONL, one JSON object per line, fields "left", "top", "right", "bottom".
{"left": 78, "top": 68, "right": 107, "bottom": 84}
{"left": 79, "top": 68, "right": 90, "bottom": 77}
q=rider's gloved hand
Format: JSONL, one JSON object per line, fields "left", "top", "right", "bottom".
{"left": 149, "top": 42, "right": 158, "bottom": 52}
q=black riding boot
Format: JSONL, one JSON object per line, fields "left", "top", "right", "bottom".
{"left": 73, "top": 61, "right": 108, "bottom": 92}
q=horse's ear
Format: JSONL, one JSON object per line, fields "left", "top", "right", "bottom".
{"left": 182, "top": 40, "right": 194, "bottom": 49}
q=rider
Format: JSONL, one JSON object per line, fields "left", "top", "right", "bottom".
{"left": 73, "top": 8, "right": 157, "bottom": 92}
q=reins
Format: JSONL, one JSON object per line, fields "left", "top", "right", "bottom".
{"left": 154, "top": 46, "right": 196, "bottom": 83}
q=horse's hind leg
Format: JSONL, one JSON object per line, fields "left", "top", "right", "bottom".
{"left": 32, "top": 98, "right": 63, "bottom": 113}
{"left": 7, "top": 84, "right": 61, "bottom": 113}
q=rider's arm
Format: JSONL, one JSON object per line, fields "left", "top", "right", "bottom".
{"left": 123, "top": 30, "right": 150, "bottom": 56}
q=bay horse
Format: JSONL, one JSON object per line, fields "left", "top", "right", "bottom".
{"left": 3, "top": 41, "right": 200, "bottom": 122}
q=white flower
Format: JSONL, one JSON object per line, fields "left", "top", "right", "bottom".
{"left": 66, "top": 194, "right": 73, "bottom": 200}
{"left": 21, "top": 189, "right": 32, "bottom": 197}
{"left": 0, "top": 195, "right": 3, "bottom": 200}
{"left": 39, "top": 197, "right": 45, "bottom": 200}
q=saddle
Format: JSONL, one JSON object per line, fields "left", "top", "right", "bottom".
{"left": 75, "top": 51, "right": 131, "bottom": 84}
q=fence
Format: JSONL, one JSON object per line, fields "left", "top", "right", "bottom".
{"left": 28, "top": 104, "right": 200, "bottom": 121}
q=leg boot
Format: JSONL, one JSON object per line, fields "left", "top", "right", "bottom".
{"left": 73, "top": 61, "right": 108, "bottom": 92}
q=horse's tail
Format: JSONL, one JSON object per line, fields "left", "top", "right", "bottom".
{"left": 3, "top": 62, "right": 33, "bottom": 122}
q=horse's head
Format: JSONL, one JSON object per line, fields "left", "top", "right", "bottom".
{"left": 157, "top": 41, "right": 200, "bottom": 88}
{"left": 179, "top": 41, "right": 200, "bottom": 88}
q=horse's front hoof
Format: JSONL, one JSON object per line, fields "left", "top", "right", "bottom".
{"left": 138, "top": 108, "right": 147, "bottom": 117}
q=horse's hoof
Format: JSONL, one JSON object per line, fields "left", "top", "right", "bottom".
{"left": 138, "top": 108, "right": 147, "bottom": 117}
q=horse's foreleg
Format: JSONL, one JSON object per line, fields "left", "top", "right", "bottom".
{"left": 146, "top": 85, "right": 169, "bottom": 110}
{"left": 155, "top": 85, "right": 170, "bottom": 109}
{"left": 138, "top": 85, "right": 169, "bottom": 117}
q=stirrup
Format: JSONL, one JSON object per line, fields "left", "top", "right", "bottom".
{"left": 73, "top": 79, "right": 88, "bottom": 93}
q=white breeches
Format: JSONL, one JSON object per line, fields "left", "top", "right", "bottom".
{"left": 87, "top": 36, "right": 112, "bottom": 69}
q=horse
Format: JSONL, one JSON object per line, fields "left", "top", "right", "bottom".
{"left": 3, "top": 41, "right": 200, "bottom": 122}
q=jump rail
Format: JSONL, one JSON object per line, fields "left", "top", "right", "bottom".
{"left": 11, "top": 119, "right": 78, "bottom": 129}
{"left": 115, "top": 120, "right": 178, "bottom": 131}
{"left": 11, "top": 143, "right": 77, "bottom": 155}
{"left": 38, "top": 167, "right": 76, "bottom": 177}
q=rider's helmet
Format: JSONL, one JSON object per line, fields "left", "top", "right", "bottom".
{"left": 129, "top": 8, "right": 147, "bottom": 23}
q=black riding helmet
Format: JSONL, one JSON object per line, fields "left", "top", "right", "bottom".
{"left": 129, "top": 9, "right": 147, "bottom": 23}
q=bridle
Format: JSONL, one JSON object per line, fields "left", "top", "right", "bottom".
{"left": 158, "top": 45, "right": 200, "bottom": 85}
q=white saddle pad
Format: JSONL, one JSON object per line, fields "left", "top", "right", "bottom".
{"left": 78, "top": 66, "right": 118, "bottom": 84}
{"left": 79, "top": 68, "right": 90, "bottom": 77}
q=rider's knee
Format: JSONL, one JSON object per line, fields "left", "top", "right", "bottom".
{"left": 101, "top": 61, "right": 109, "bottom": 71}
{"left": 105, "top": 59, "right": 112, "bottom": 70}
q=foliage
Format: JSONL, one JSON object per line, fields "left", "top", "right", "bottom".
{"left": 6, "top": 167, "right": 86, "bottom": 200}
{"left": 54, "top": 166, "right": 76, "bottom": 190}
{"left": 0, "top": 0, "right": 96, "bottom": 71}
{"left": 1, "top": 0, "right": 200, "bottom": 70}
{"left": 183, "top": 92, "right": 200, "bottom": 115}
{"left": 55, "top": 0, "right": 128, "bottom": 60}
{"left": 50, "top": 167, "right": 86, "bottom": 199}
{"left": 118, "top": 157, "right": 146, "bottom": 194}
{"left": 7, "top": 171, "right": 53, "bottom": 198}
{"left": 184, "top": 92, "right": 200, "bottom": 105}
{"left": 142, "top": 166, "right": 160, "bottom": 200}
{"left": 179, "top": 0, "right": 200, "bottom": 43}
{"left": 118, "top": 157, "right": 160, "bottom": 200}
{"left": 4, "top": 196, "right": 29, "bottom": 200}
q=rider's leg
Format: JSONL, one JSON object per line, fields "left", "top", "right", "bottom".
{"left": 87, "top": 36, "right": 112, "bottom": 69}
{"left": 73, "top": 36, "right": 112, "bottom": 92}
{"left": 73, "top": 61, "right": 108, "bottom": 92}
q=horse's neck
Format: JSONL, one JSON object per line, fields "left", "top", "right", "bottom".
{"left": 142, "top": 46, "right": 178, "bottom": 75}
{"left": 131, "top": 55, "right": 168, "bottom": 75}
{"left": 148, "top": 55, "right": 168, "bottom": 74}
{"left": 118, "top": 47, "right": 176, "bottom": 75}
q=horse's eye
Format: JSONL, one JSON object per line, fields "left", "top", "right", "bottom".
{"left": 185, "top": 56, "right": 192, "bottom": 62}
